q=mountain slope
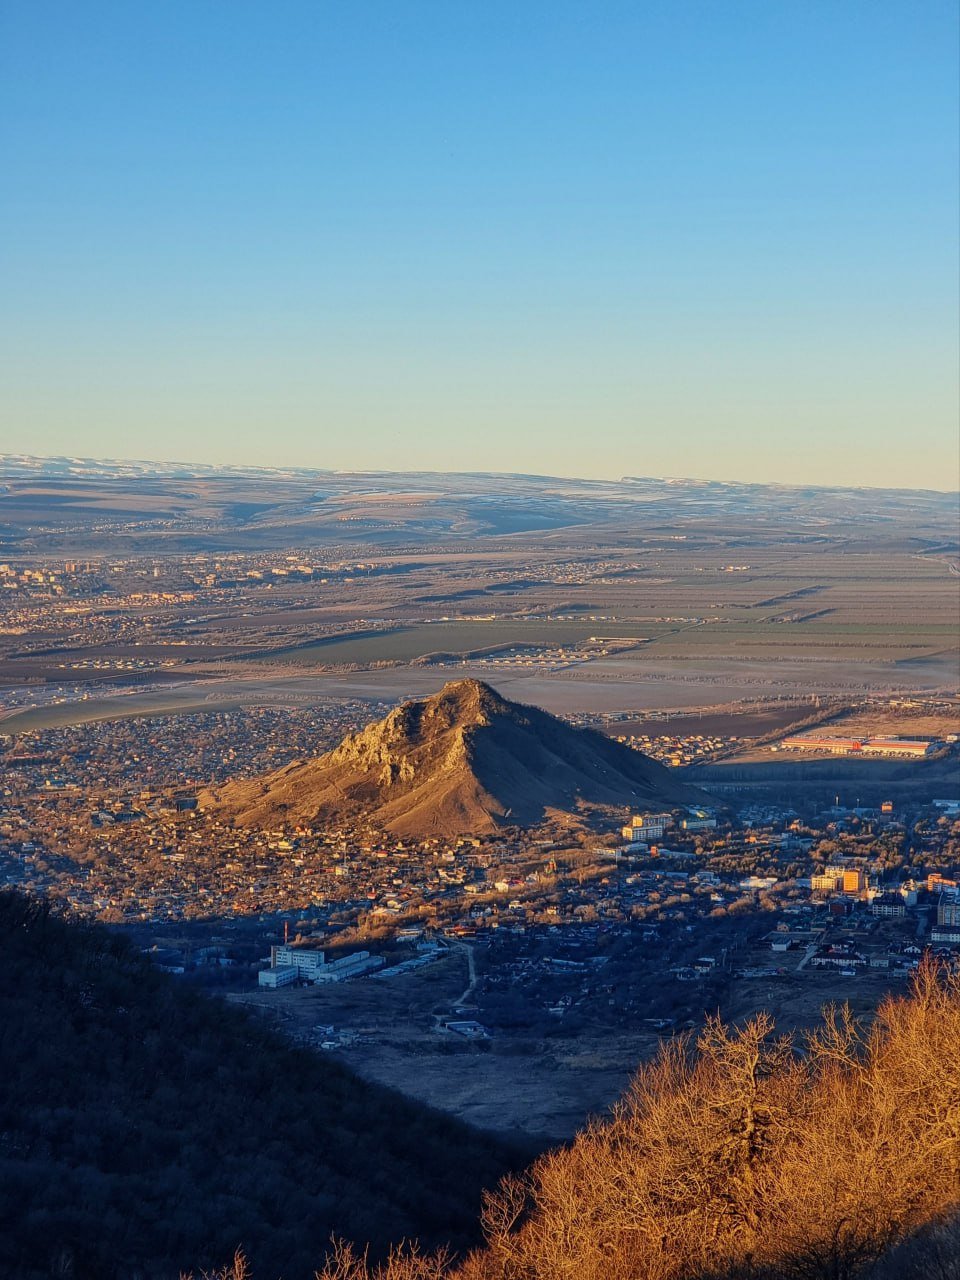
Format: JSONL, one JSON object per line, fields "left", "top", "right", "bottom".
{"left": 0, "top": 892, "right": 520, "bottom": 1280}
{"left": 200, "top": 679, "right": 710, "bottom": 836}
{"left": 309, "top": 965, "right": 960, "bottom": 1280}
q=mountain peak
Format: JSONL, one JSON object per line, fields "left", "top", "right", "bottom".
{"left": 413, "top": 678, "right": 508, "bottom": 725}
{"left": 201, "top": 682, "right": 709, "bottom": 837}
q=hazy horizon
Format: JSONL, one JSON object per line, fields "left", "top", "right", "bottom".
{"left": 3, "top": 448, "right": 960, "bottom": 495}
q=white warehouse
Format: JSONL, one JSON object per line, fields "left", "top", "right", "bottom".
{"left": 260, "top": 944, "right": 384, "bottom": 986}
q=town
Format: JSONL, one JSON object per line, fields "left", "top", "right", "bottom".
{"left": 1, "top": 478, "right": 957, "bottom": 1138}
{"left": 2, "top": 700, "right": 958, "bottom": 1063}
{"left": 3, "top": 2, "right": 958, "bottom": 1270}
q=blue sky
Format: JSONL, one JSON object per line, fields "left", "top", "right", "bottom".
{"left": 1, "top": 1, "right": 957, "bottom": 488}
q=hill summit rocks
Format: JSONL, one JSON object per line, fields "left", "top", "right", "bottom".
{"left": 200, "top": 679, "right": 709, "bottom": 837}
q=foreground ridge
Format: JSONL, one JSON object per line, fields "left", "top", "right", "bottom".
{"left": 0, "top": 891, "right": 518, "bottom": 1280}
{"left": 192, "top": 963, "right": 960, "bottom": 1280}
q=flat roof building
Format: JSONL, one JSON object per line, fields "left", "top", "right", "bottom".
{"left": 259, "top": 965, "right": 298, "bottom": 988}
{"left": 781, "top": 734, "right": 935, "bottom": 758}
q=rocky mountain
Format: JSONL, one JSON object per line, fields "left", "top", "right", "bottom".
{"left": 200, "top": 678, "right": 710, "bottom": 836}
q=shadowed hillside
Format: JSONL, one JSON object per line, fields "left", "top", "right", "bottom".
{"left": 0, "top": 893, "right": 521, "bottom": 1280}
{"left": 201, "top": 679, "right": 709, "bottom": 836}
{"left": 194, "top": 963, "right": 959, "bottom": 1280}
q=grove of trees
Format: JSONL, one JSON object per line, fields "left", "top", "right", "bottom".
{"left": 0, "top": 892, "right": 520, "bottom": 1279}
{"left": 302, "top": 962, "right": 960, "bottom": 1280}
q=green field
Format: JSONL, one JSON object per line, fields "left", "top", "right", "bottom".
{"left": 275, "top": 620, "right": 671, "bottom": 666}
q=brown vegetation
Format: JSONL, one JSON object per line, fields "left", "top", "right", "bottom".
{"left": 293, "top": 962, "right": 960, "bottom": 1280}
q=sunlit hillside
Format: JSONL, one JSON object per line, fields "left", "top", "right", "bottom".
{"left": 274, "top": 964, "right": 958, "bottom": 1280}
{"left": 6, "top": 886, "right": 957, "bottom": 1280}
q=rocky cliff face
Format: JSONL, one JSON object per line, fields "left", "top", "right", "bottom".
{"left": 200, "top": 679, "right": 709, "bottom": 837}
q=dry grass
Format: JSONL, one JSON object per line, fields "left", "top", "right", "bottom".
{"left": 191, "top": 963, "right": 959, "bottom": 1278}
{"left": 302, "top": 962, "right": 959, "bottom": 1280}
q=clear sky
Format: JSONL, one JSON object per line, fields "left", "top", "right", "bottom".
{"left": 1, "top": 1, "right": 957, "bottom": 488}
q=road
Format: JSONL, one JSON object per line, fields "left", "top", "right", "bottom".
{"left": 797, "top": 942, "right": 819, "bottom": 971}
{"left": 449, "top": 937, "right": 478, "bottom": 1007}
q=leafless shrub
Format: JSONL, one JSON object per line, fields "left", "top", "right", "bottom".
{"left": 191, "top": 963, "right": 960, "bottom": 1280}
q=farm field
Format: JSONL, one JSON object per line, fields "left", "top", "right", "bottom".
{"left": 273, "top": 620, "right": 668, "bottom": 666}
{"left": 0, "top": 463, "right": 956, "bottom": 735}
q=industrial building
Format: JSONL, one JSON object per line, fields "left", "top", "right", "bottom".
{"left": 258, "top": 964, "right": 298, "bottom": 988}
{"left": 681, "top": 812, "right": 717, "bottom": 832}
{"left": 261, "top": 944, "right": 384, "bottom": 985}
{"left": 620, "top": 812, "right": 672, "bottom": 842}
{"left": 780, "top": 733, "right": 936, "bottom": 758}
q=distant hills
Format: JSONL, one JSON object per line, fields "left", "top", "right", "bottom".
{"left": 3, "top": 452, "right": 957, "bottom": 497}
{"left": 201, "top": 678, "right": 709, "bottom": 837}
{"left": 1, "top": 456, "right": 955, "bottom": 553}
